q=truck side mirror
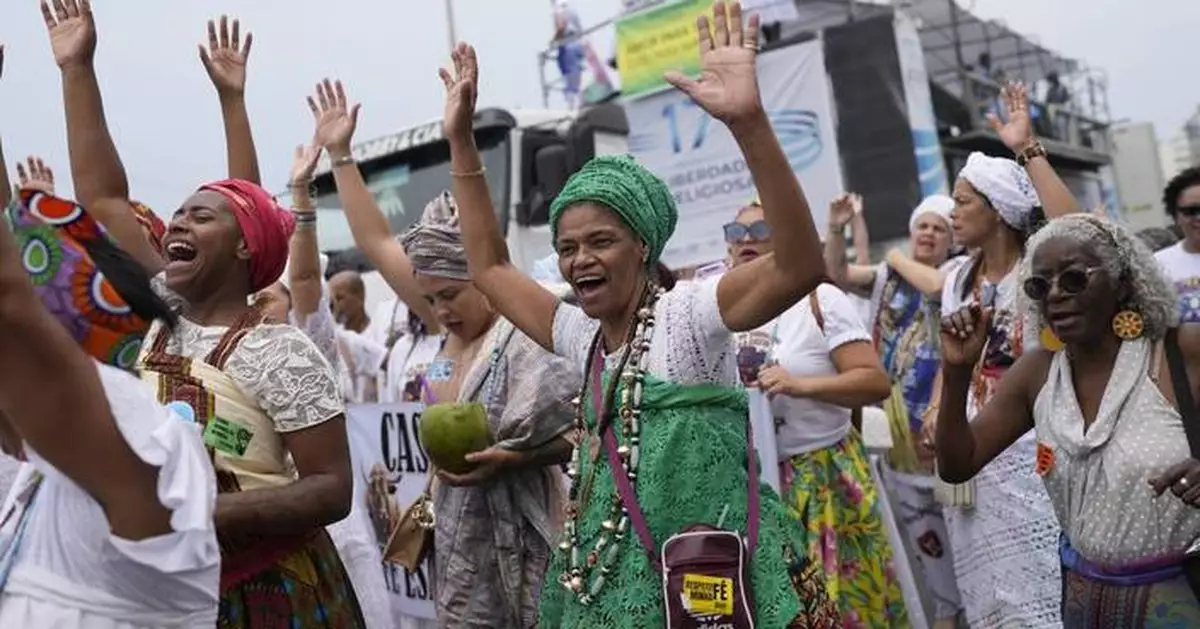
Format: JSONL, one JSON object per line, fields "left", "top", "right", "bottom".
{"left": 520, "top": 144, "right": 571, "bottom": 226}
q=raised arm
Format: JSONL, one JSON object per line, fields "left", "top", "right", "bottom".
{"left": 884, "top": 249, "right": 946, "bottom": 296}
{"left": 441, "top": 45, "right": 560, "bottom": 351}
{"left": 286, "top": 143, "right": 324, "bottom": 317}
{"left": 199, "top": 15, "right": 261, "bottom": 184}
{"left": 823, "top": 193, "right": 877, "bottom": 298}
{"left": 935, "top": 304, "right": 1043, "bottom": 482}
{"left": 43, "top": 0, "right": 164, "bottom": 273}
{"left": 309, "top": 80, "right": 440, "bottom": 332}
{"left": 988, "top": 82, "right": 1078, "bottom": 219}
{"left": 667, "top": 2, "right": 825, "bottom": 332}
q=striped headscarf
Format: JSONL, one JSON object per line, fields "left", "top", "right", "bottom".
{"left": 400, "top": 191, "right": 470, "bottom": 281}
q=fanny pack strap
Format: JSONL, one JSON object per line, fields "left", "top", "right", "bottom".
{"left": 595, "top": 343, "right": 760, "bottom": 574}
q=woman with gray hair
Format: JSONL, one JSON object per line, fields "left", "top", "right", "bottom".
{"left": 938, "top": 213, "right": 1200, "bottom": 625}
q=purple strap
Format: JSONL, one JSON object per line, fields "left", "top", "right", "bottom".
{"left": 593, "top": 343, "right": 760, "bottom": 574}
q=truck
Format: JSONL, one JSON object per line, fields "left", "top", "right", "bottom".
{"left": 304, "top": 104, "right": 630, "bottom": 313}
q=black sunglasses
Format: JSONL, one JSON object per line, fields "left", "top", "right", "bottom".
{"left": 723, "top": 220, "right": 770, "bottom": 244}
{"left": 1176, "top": 205, "right": 1200, "bottom": 218}
{"left": 1022, "top": 267, "right": 1101, "bottom": 301}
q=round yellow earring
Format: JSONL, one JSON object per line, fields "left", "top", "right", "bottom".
{"left": 1111, "top": 310, "right": 1145, "bottom": 340}
{"left": 1040, "top": 327, "right": 1065, "bottom": 352}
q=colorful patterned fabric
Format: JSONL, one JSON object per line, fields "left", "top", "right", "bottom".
{"left": 217, "top": 529, "right": 367, "bottom": 629}
{"left": 1061, "top": 568, "right": 1200, "bottom": 628}
{"left": 780, "top": 429, "right": 909, "bottom": 628}
{"left": 873, "top": 272, "right": 939, "bottom": 474}
{"left": 130, "top": 200, "right": 167, "bottom": 252}
{"left": 5, "top": 191, "right": 151, "bottom": 370}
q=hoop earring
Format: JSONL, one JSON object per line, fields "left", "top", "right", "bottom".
{"left": 1111, "top": 310, "right": 1145, "bottom": 340}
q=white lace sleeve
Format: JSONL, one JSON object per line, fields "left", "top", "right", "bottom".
{"left": 290, "top": 287, "right": 340, "bottom": 369}
{"left": 222, "top": 325, "right": 345, "bottom": 433}
{"left": 552, "top": 301, "right": 600, "bottom": 367}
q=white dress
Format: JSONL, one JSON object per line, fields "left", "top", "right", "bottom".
{"left": 0, "top": 362, "right": 220, "bottom": 627}
{"left": 940, "top": 261, "right": 1063, "bottom": 629}
{"left": 292, "top": 289, "right": 397, "bottom": 629}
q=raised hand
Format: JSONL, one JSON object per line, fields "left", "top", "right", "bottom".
{"left": 439, "top": 43, "right": 480, "bottom": 141}
{"left": 16, "top": 157, "right": 55, "bottom": 195}
{"left": 940, "top": 304, "right": 992, "bottom": 367}
{"left": 290, "top": 144, "right": 322, "bottom": 187}
{"left": 199, "top": 15, "right": 253, "bottom": 96}
{"left": 828, "top": 193, "right": 856, "bottom": 229}
{"left": 41, "top": 0, "right": 96, "bottom": 69}
{"left": 987, "top": 82, "right": 1035, "bottom": 152}
{"left": 664, "top": 1, "right": 763, "bottom": 127}
{"left": 307, "top": 79, "right": 361, "bottom": 155}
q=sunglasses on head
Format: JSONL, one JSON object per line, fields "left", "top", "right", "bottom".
{"left": 1022, "top": 267, "right": 1101, "bottom": 301}
{"left": 1176, "top": 205, "right": 1200, "bottom": 218}
{"left": 723, "top": 220, "right": 770, "bottom": 244}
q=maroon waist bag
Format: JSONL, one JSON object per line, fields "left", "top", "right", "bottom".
{"left": 599, "top": 376, "right": 761, "bottom": 629}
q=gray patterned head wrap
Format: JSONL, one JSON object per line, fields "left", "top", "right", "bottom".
{"left": 400, "top": 191, "right": 470, "bottom": 281}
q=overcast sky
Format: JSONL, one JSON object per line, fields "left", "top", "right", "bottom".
{"left": 0, "top": 0, "right": 1194, "bottom": 212}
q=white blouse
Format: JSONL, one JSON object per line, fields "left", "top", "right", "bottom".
{"left": 0, "top": 362, "right": 219, "bottom": 627}
{"left": 1035, "top": 338, "right": 1200, "bottom": 565}
{"left": 552, "top": 276, "right": 737, "bottom": 385}
{"left": 760, "top": 284, "right": 872, "bottom": 458}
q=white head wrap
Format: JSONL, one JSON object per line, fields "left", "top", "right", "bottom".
{"left": 958, "top": 152, "right": 1040, "bottom": 231}
{"left": 908, "top": 194, "right": 954, "bottom": 233}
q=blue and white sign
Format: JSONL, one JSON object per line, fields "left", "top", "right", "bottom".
{"left": 895, "top": 12, "right": 948, "bottom": 198}
{"left": 625, "top": 41, "right": 844, "bottom": 269}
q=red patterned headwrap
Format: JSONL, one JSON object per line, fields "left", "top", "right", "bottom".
{"left": 197, "top": 179, "right": 296, "bottom": 292}
{"left": 130, "top": 200, "right": 166, "bottom": 252}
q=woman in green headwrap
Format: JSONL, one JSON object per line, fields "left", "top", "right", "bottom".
{"left": 440, "top": 3, "right": 840, "bottom": 627}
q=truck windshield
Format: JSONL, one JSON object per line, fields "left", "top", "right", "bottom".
{"left": 308, "top": 128, "right": 510, "bottom": 251}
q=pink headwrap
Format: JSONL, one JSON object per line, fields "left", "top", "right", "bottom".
{"left": 198, "top": 179, "right": 296, "bottom": 292}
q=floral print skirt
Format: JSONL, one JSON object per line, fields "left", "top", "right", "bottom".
{"left": 781, "top": 429, "right": 909, "bottom": 629}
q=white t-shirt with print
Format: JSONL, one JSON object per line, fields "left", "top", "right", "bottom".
{"left": 1155, "top": 242, "right": 1200, "bottom": 323}
{"left": 767, "top": 284, "right": 873, "bottom": 458}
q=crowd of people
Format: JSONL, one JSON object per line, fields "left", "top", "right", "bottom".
{"left": 0, "top": 0, "right": 1198, "bottom": 628}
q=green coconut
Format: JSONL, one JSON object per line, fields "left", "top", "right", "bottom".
{"left": 419, "top": 402, "right": 491, "bottom": 474}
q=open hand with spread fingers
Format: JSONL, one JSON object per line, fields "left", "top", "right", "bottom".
{"left": 664, "top": 1, "right": 764, "bottom": 128}
{"left": 41, "top": 0, "right": 96, "bottom": 69}
{"left": 307, "top": 79, "right": 361, "bottom": 157}
{"left": 987, "top": 82, "right": 1035, "bottom": 153}
{"left": 16, "top": 157, "right": 55, "bottom": 195}
{"left": 200, "top": 15, "right": 253, "bottom": 97}
{"left": 439, "top": 42, "right": 480, "bottom": 142}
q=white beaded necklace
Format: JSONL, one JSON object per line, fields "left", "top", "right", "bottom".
{"left": 557, "top": 284, "right": 664, "bottom": 605}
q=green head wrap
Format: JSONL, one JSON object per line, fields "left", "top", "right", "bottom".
{"left": 549, "top": 155, "right": 678, "bottom": 267}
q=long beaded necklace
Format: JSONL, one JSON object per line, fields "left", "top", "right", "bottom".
{"left": 557, "top": 284, "right": 663, "bottom": 605}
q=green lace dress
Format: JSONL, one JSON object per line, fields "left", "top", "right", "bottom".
{"left": 539, "top": 282, "right": 841, "bottom": 629}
